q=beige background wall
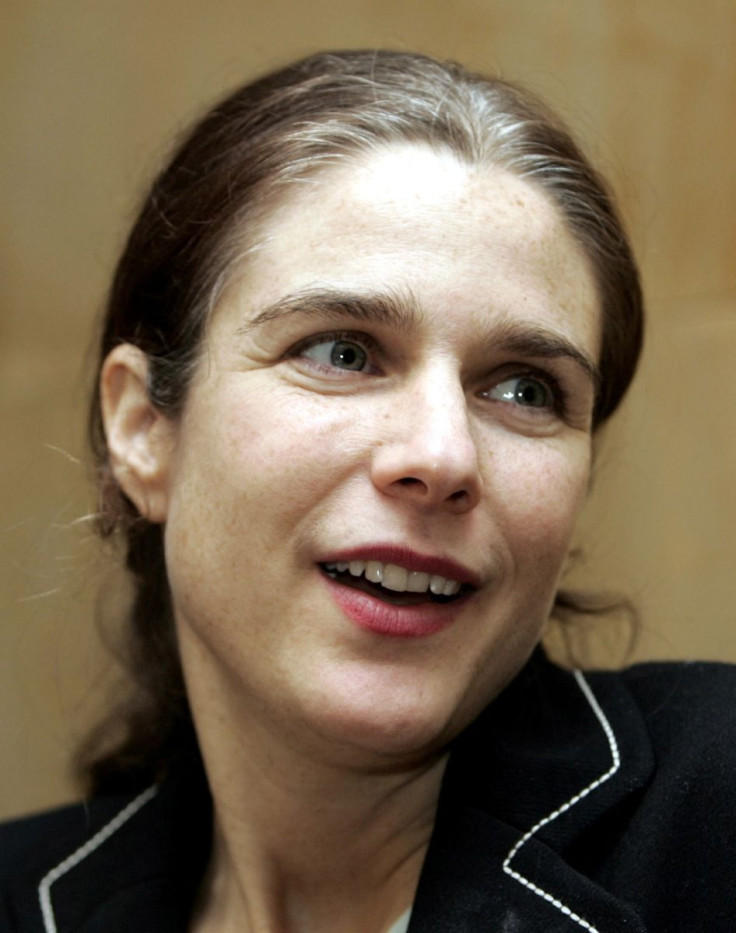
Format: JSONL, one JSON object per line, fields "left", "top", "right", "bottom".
{"left": 2, "top": 1, "right": 734, "bottom": 820}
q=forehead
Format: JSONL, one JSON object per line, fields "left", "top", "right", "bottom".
{"left": 219, "top": 144, "right": 600, "bottom": 353}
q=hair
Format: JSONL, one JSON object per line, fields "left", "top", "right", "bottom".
{"left": 79, "top": 49, "right": 644, "bottom": 792}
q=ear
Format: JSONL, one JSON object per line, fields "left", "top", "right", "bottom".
{"left": 100, "top": 344, "right": 175, "bottom": 523}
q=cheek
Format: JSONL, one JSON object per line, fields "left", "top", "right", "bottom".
{"left": 219, "top": 392, "right": 369, "bottom": 513}
{"left": 490, "top": 440, "right": 590, "bottom": 572}
{"left": 164, "top": 385, "right": 366, "bottom": 561}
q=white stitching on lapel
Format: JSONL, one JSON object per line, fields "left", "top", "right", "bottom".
{"left": 38, "top": 784, "right": 158, "bottom": 933}
{"left": 502, "top": 670, "right": 621, "bottom": 932}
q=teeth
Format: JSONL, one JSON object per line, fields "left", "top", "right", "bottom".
{"left": 429, "top": 574, "right": 446, "bottom": 596}
{"left": 323, "top": 560, "right": 463, "bottom": 596}
{"left": 407, "top": 571, "right": 430, "bottom": 593}
{"left": 365, "top": 561, "right": 383, "bottom": 583}
{"left": 382, "top": 564, "right": 408, "bottom": 592}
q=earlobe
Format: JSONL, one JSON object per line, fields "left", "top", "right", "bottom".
{"left": 100, "top": 344, "right": 174, "bottom": 523}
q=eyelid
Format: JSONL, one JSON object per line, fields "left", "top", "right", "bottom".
{"left": 293, "top": 327, "right": 376, "bottom": 347}
{"left": 288, "top": 329, "right": 379, "bottom": 356}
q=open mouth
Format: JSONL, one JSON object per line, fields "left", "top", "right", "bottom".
{"left": 320, "top": 560, "right": 471, "bottom": 606}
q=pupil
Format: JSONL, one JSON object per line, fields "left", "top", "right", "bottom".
{"left": 331, "top": 341, "right": 366, "bottom": 370}
{"left": 517, "top": 379, "right": 546, "bottom": 407}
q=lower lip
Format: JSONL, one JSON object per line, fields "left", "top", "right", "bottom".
{"left": 323, "top": 575, "right": 465, "bottom": 638}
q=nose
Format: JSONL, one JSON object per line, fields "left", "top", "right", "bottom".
{"left": 370, "top": 373, "right": 482, "bottom": 513}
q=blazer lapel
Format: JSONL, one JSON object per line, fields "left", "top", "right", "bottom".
{"left": 7, "top": 766, "right": 211, "bottom": 933}
{"left": 410, "top": 807, "right": 648, "bottom": 932}
{"left": 410, "top": 654, "right": 654, "bottom": 932}
{"left": 9, "top": 655, "right": 654, "bottom": 932}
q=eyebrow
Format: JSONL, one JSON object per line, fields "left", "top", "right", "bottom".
{"left": 238, "top": 286, "right": 600, "bottom": 388}
{"left": 237, "top": 286, "right": 421, "bottom": 335}
{"left": 488, "top": 317, "right": 601, "bottom": 390}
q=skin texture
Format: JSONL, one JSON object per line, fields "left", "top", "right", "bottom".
{"left": 102, "top": 144, "right": 601, "bottom": 932}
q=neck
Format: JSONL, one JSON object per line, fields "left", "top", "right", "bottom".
{"left": 188, "top": 682, "right": 447, "bottom": 933}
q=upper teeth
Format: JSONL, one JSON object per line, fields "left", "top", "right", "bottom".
{"left": 323, "top": 560, "right": 462, "bottom": 597}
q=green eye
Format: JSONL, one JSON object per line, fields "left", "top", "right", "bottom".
{"left": 330, "top": 340, "right": 368, "bottom": 370}
{"left": 491, "top": 376, "right": 552, "bottom": 409}
{"left": 301, "top": 338, "right": 371, "bottom": 371}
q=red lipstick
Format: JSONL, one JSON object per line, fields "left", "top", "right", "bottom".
{"left": 319, "top": 544, "right": 478, "bottom": 638}
{"left": 323, "top": 575, "right": 469, "bottom": 637}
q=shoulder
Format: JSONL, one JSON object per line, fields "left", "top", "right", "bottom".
{"left": 605, "top": 660, "right": 736, "bottom": 813}
{"left": 590, "top": 659, "right": 736, "bottom": 759}
{"left": 0, "top": 791, "right": 152, "bottom": 932}
{"left": 539, "top": 658, "right": 736, "bottom": 927}
{"left": 434, "top": 657, "right": 736, "bottom": 931}
{"left": 0, "top": 793, "right": 141, "bottom": 880}
{"left": 586, "top": 660, "right": 736, "bottom": 924}
{"left": 620, "top": 657, "right": 736, "bottom": 710}
{"left": 0, "top": 774, "right": 210, "bottom": 933}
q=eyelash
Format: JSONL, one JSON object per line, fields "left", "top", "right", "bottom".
{"left": 286, "top": 331, "right": 570, "bottom": 417}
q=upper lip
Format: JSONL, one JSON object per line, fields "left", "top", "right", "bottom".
{"left": 319, "top": 544, "right": 481, "bottom": 588}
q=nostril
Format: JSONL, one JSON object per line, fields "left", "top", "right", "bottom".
{"left": 373, "top": 451, "right": 480, "bottom": 512}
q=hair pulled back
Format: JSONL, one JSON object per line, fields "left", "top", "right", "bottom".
{"left": 81, "top": 49, "right": 644, "bottom": 791}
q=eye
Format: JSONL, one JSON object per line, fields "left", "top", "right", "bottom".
{"left": 296, "top": 333, "right": 378, "bottom": 373}
{"left": 486, "top": 376, "right": 555, "bottom": 410}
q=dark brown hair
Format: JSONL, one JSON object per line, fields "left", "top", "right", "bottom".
{"left": 79, "top": 49, "right": 644, "bottom": 792}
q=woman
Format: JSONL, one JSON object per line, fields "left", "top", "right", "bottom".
{"left": 2, "top": 50, "right": 735, "bottom": 933}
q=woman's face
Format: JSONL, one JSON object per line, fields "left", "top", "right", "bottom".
{"left": 154, "top": 144, "right": 600, "bottom": 766}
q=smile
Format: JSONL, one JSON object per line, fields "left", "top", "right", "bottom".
{"left": 321, "top": 560, "right": 465, "bottom": 604}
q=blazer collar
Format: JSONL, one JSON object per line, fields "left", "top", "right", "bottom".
{"left": 16, "top": 654, "right": 654, "bottom": 932}
{"left": 410, "top": 652, "right": 654, "bottom": 931}
{"left": 8, "top": 763, "right": 211, "bottom": 933}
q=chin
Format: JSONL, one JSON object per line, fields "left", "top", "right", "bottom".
{"left": 328, "top": 717, "right": 455, "bottom": 769}
{"left": 304, "top": 676, "right": 477, "bottom": 768}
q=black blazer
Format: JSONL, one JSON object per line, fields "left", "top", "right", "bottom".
{"left": 3, "top": 653, "right": 736, "bottom": 932}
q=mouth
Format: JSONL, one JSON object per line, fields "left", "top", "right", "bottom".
{"left": 320, "top": 560, "right": 473, "bottom": 606}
